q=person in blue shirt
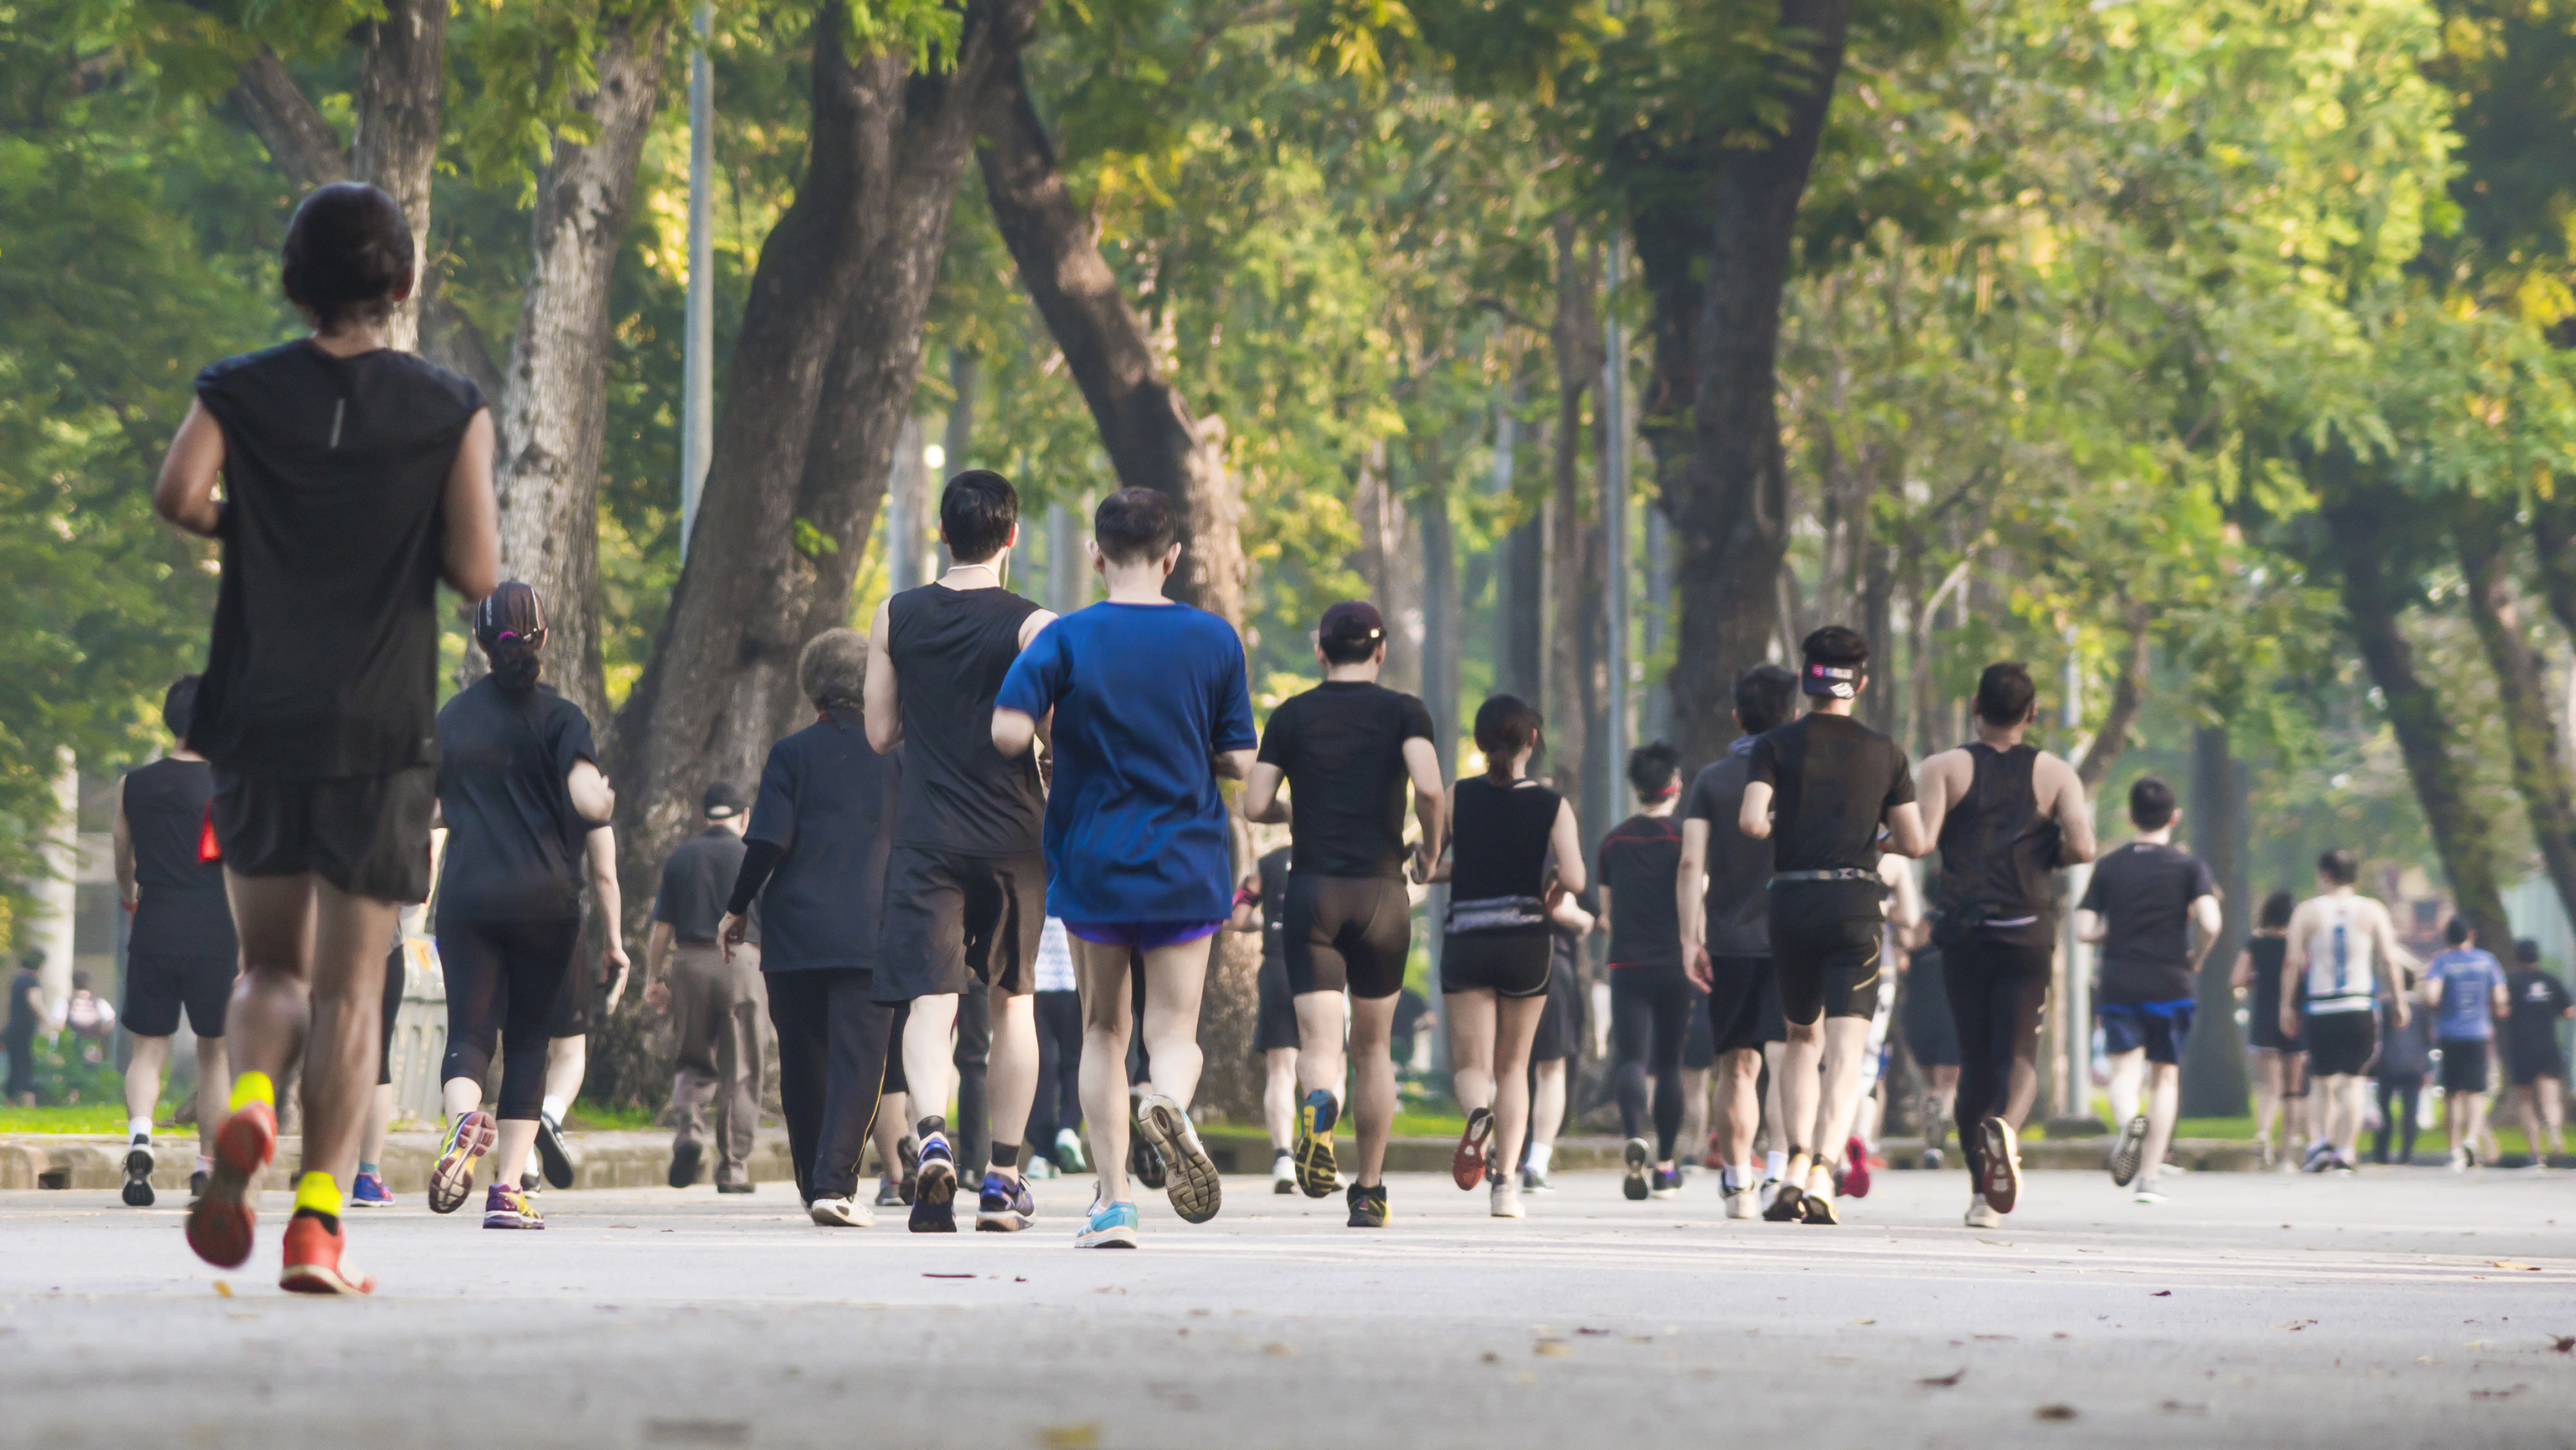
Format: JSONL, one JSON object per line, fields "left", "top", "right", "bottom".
{"left": 2420, "top": 917, "right": 2507, "bottom": 1169}
{"left": 993, "top": 488, "right": 1258, "bottom": 1248}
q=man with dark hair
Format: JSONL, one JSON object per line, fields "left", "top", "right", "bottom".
{"left": 111, "top": 674, "right": 238, "bottom": 1207}
{"left": 646, "top": 781, "right": 762, "bottom": 1194}
{"left": 1678, "top": 663, "right": 1799, "bottom": 1219}
{"left": 2503, "top": 939, "right": 2571, "bottom": 1163}
{"left": 2420, "top": 916, "right": 2506, "bottom": 1169}
{"left": 1734, "top": 631, "right": 1932, "bottom": 1225}
{"left": 1242, "top": 599, "right": 1443, "bottom": 1226}
{"left": 865, "top": 472, "right": 1057, "bottom": 1233}
{"left": 1600, "top": 743, "right": 1690, "bottom": 1200}
{"left": 2074, "top": 776, "right": 2218, "bottom": 1205}
{"left": 2282, "top": 850, "right": 2412, "bottom": 1172}
{"left": 1915, "top": 660, "right": 2095, "bottom": 1227}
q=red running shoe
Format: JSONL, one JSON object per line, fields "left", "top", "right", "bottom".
{"left": 1841, "top": 1136, "right": 1871, "bottom": 1199}
{"left": 1452, "top": 1107, "right": 1495, "bottom": 1190}
{"left": 185, "top": 1101, "right": 275, "bottom": 1270}
{"left": 279, "top": 1213, "right": 376, "bottom": 1296}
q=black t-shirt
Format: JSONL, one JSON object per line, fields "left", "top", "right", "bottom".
{"left": 123, "top": 757, "right": 236, "bottom": 959}
{"left": 1256, "top": 846, "right": 1291, "bottom": 969}
{"left": 1747, "top": 712, "right": 1915, "bottom": 873}
{"left": 1681, "top": 740, "right": 1772, "bottom": 957}
{"left": 1598, "top": 814, "right": 1683, "bottom": 969}
{"left": 433, "top": 678, "right": 598, "bottom": 921}
{"left": 887, "top": 584, "right": 1045, "bottom": 857}
{"left": 2078, "top": 841, "right": 2217, "bottom": 1005}
{"left": 2505, "top": 968, "right": 2573, "bottom": 1066}
{"left": 1256, "top": 682, "right": 1435, "bottom": 879}
{"left": 748, "top": 707, "right": 899, "bottom": 972}
{"left": 189, "top": 341, "right": 484, "bottom": 778}
{"left": 655, "top": 827, "right": 752, "bottom": 945}
{"left": 5, "top": 969, "right": 38, "bottom": 1042}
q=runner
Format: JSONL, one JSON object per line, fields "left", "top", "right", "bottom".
{"left": 720, "top": 628, "right": 901, "bottom": 1226}
{"left": 4, "top": 952, "right": 39, "bottom": 1107}
{"left": 1240, "top": 600, "right": 1443, "bottom": 1224}
{"left": 1738, "top": 631, "right": 1935, "bottom": 1225}
{"left": 426, "top": 582, "right": 627, "bottom": 1232}
{"left": 2502, "top": 939, "right": 2570, "bottom": 1165}
{"left": 1028, "top": 915, "right": 1089, "bottom": 1180}
{"left": 1229, "top": 849, "right": 1300, "bottom": 1195}
{"left": 2372, "top": 988, "right": 2431, "bottom": 1165}
{"left": 864, "top": 470, "right": 1055, "bottom": 1234}
{"left": 1834, "top": 854, "right": 1923, "bottom": 1199}
{"left": 1433, "top": 694, "right": 1584, "bottom": 1220}
{"left": 1522, "top": 888, "right": 1592, "bottom": 1194}
{"left": 2073, "top": 777, "right": 2219, "bottom": 1205}
{"left": 111, "top": 675, "right": 238, "bottom": 1207}
{"left": 530, "top": 910, "right": 624, "bottom": 1194}
{"left": 1678, "top": 663, "right": 1800, "bottom": 1219}
{"left": 1911, "top": 660, "right": 2093, "bottom": 1228}
{"left": 160, "top": 180, "right": 499, "bottom": 1292}
{"left": 1897, "top": 932, "right": 1960, "bottom": 1170}
{"left": 2278, "top": 850, "right": 2413, "bottom": 1173}
{"left": 353, "top": 935, "right": 411, "bottom": 1208}
{"left": 992, "top": 487, "right": 1258, "bottom": 1248}
{"left": 2420, "top": 917, "right": 2506, "bottom": 1170}
{"left": 1601, "top": 744, "right": 1692, "bottom": 1200}
{"left": 2230, "top": 890, "right": 2304, "bottom": 1170}
{"left": 644, "top": 782, "right": 762, "bottom": 1194}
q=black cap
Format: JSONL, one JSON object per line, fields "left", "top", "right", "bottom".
{"left": 1318, "top": 600, "right": 1385, "bottom": 649}
{"left": 475, "top": 580, "right": 548, "bottom": 651}
{"left": 702, "top": 781, "right": 747, "bottom": 820}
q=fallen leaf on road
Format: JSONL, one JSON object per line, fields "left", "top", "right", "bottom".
{"left": 1576, "top": 1328, "right": 1613, "bottom": 1337}
{"left": 1850, "top": 1318, "right": 1876, "bottom": 1325}
{"left": 2469, "top": 1387, "right": 2523, "bottom": 1400}
{"left": 1092, "top": 1285, "right": 1126, "bottom": 1295}
{"left": 1973, "top": 1334, "right": 2014, "bottom": 1341}
{"left": 1264, "top": 1343, "right": 1295, "bottom": 1357}
{"left": 1036, "top": 1423, "right": 1099, "bottom": 1449}
{"left": 2271, "top": 1321, "right": 2316, "bottom": 1331}
{"left": 923, "top": 1273, "right": 974, "bottom": 1279}
{"left": 2152, "top": 1291, "right": 2172, "bottom": 1297}
{"left": 1014, "top": 1277, "right": 1027, "bottom": 1283}
{"left": 2488, "top": 1261, "right": 2541, "bottom": 1272}
{"left": 1917, "top": 1369, "right": 1966, "bottom": 1388}
{"left": 212, "top": 1282, "right": 232, "bottom": 1299}
{"left": 2549, "top": 1336, "right": 2574, "bottom": 1353}
{"left": 2417, "top": 1356, "right": 2438, "bottom": 1365}
{"left": 1533, "top": 1340, "right": 1569, "bottom": 1357}
{"left": 2033, "top": 1404, "right": 2078, "bottom": 1422}
{"left": 1481, "top": 1352, "right": 1500, "bottom": 1364}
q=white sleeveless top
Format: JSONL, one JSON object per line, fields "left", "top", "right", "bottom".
{"left": 2303, "top": 897, "right": 2377, "bottom": 1015}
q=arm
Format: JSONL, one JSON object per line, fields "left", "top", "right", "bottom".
{"left": 587, "top": 828, "right": 629, "bottom": 1009}
{"left": 1912, "top": 750, "right": 1962, "bottom": 841}
{"left": 1593, "top": 885, "right": 1613, "bottom": 935}
{"left": 1212, "top": 747, "right": 1257, "bottom": 781}
{"left": 2280, "top": 905, "right": 2311, "bottom": 1038}
{"left": 1881, "top": 801, "right": 1931, "bottom": 858}
{"left": 2074, "top": 910, "right": 2106, "bottom": 945}
{"left": 1738, "top": 780, "right": 1774, "bottom": 841}
{"left": 641, "top": 921, "right": 676, "bottom": 1015}
{"left": 1229, "top": 876, "right": 1262, "bottom": 933}
{"left": 441, "top": 410, "right": 500, "bottom": 601}
{"left": 2186, "top": 893, "right": 2223, "bottom": 972}
{"left": 992, "top": 707, "right": 1039, "bottom": 759}
{"left": 2371, "top": 904, "right": 2414, "bottom": 1025}
{"left": 567, "top": 759, "right": 616, "bottom": 825}
{"left": 1551, "top": 893, "right": 1595, "bottom": 935}
{"left": 2228, "top": 946, "right": 2253, "bottom": 993}
{"left": 864, "top": 599, "right": 902, "bottom": 752}
{"left": 152, "top": 400, "right": 227, "bottom": 537}
{"left": 111, "top": 777, "right": 135, "bottom": 909}
{"left": 1678, "top": 818, "right": 1712, "bottom": 989}
{"left": 1241, "top": 762, "right": 1289, "bottom": 824}
{"left": 1402, "top": 736, "right": 1445, "bottom": 883}
{"left": 1428, "top": 783, "right": 1455, "bottom": 882}
{"left": 2034, "top": 750, "right": 2096, "bottom": 864}
{"left": 1546, "top": 798, "right": 1587, "bottom": 895}
{"left": 1881, "top": 855, "right": 1924, "bottom": 933}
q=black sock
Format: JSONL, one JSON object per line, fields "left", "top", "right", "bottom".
{"left": 990, "top": 1141, "right": 1019, "bottom": 1169}
{"left": 291, "top": 1207, "right": 341, "bottom": 1234}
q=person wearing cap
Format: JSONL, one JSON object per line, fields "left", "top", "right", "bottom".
{"left": 423, "top": 581, "right": 627, "bottom": 1232}
{"left": 1241, "top": 600, "right": 1445, "bottom": 1228}
{"left": 645, "top": 781, "right": 764, "bottom": 1193}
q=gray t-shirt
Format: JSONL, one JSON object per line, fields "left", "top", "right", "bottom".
{"left": 1681, "top": 739, "right": 1772, "bottom": 957}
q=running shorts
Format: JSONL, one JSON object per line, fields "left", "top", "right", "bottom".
{"left": 2436, "top": 1038, "right": 2490, "bottom": 1095}
{"left": 2304, "top": 1009, "right": 2377, "bottom": 1077}
{"left": 211, "top": 766, "right": 436, "bottom": 904}
{"left": 1283, "top": 873, "right": 1413, "bottom": 1000}
{"left": 1767, "top": 882, "right": 1884, "bottom": 1025}
{"left": 1682, "top": 992, "right": 1716, "bottom": 1070}
{"left": 2099, "top": 998, "right": 2195, "bottom": 1067}
{"left": 1530, "top": 951, "right": 1584, "bottom": 1062}
{"left": 1900, "top": 976, "right": 1961, "bottom": 1069}
{"left": 874, "top": 846, "right": 1046, "bottom": 1000}
{"left": 1254, "top": 952, "right": 1299, "bottom": 1053}
{"left": 121, "top": 952, "right": 235, "bottom": 1039}
{"left": 1704, "top": 954, "right": 1776, "bottom": 1056}
{"left": 2508, "top": 1041, "right": 2568, "bottom": 1087}
{"left": 1439, "top": 931, "right": 1551, "bottom": 998}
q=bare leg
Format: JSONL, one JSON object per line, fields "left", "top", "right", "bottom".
{"left": 1761, "top": 1040, "right": 1788, "bottom": 1163}
{"left": 358, "top": 1082, "right": 392, "bottom": 1167}
{"left": 194, "top": 1038, "right": 231, "bottom": 1156}
{"left": 902, "top": 991, "right": 960, "bottom": 1134}
{"left": 1075, "top": 942, "right": 1137, "bottom": 1205}
{"left": 1347, "top": 995, "right": 1399, "bottom": 1186}
{"left": 1678, "top": 1066, "right": 1711, "bottom": 1167}
{"left": 298, "top": 879, "right": 401, "bottom": 1188}
{"left": 2106, "top": 1048, "right": 2146, "bottom": 1129}
{"left": 1714, "top": 1047, "right": 1763, "bottom": 1172}
{"left": 2249, "top": 1050, "right": 2282, "bottom": 1156}
{"left": 1776, "top": 1017, "right": 1824, "bottom": 1173}
{"left": 983, "top": 984, "right": 1038, "bottom": 1179}
{"left": 1133, "top": 940, "right": 1209, "bottom": 1108}
{"left": 1262, "top": 1047, "right": 1299, "bottom": 1152}
{"left": 1293, "top": 991, "right": 1347, "bottom": 1101}
{"left": 2468, "top": 1082, "right": 2499, "bottom": 1163}
{"left": 542, "top": 1035, "right": 587, "bottom": 1113}
{"left": 1446, "top": 990, "right": 1497, "bottom": 1120}
{"left": 1808, "top": 1017, "right": 1873, "bottom": 1179}
{"left": 126, "top": 1035, "right": 171, "bottom": 1127}
{"left": 1486, "top": 995, "right": 1549, "bottom": 1176}
{"left": 488, "top": 1118, "right": 539, "bottom": 1185}
{"left": 873, "top": 1091, "right": 909, "bottom": 1181}
{"left": 2541, "top": 1077, "right": 2568, "bottom": 1158}
{"left": 2135, "top": 1063, "right": 2181, "bottom": 1190}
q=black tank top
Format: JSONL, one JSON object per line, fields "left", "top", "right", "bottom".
{"left": 1934, "top": 742, "right": 2058, "bottom": 948}
{"left": 1445, "top": 776, "right": 1561, "bottom": 935}
{"left": 124, "top": 757, "right": 237, "bottom": 959}
{"left": 887, "top": 583, "right": 1046, "bottom": 857}
{"left": 2246, "top": 935, "right": 2288, "bottom": 1026}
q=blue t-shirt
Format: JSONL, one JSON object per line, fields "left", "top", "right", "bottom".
{"left": 996, "top": 600, "right": 1258, "bottom": 925}
{"left": 2423, "top": 948, "right": 2504, "bottom": 1040}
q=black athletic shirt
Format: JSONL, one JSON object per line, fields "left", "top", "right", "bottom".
{"left": 1598, "top": 814, "right": 1683, "bottom": 969}
{"left": 1747, "top": 712, "right": 1915, "bottom": 874}
{"left": 122, "top": 757, "right": 236, "bottom": 959}
{"left": 2078, "top": 840, "right": 2215, "bottom": 1004}
{"left": 2505, "top": 968, "right": 2572, "bottom": 1067}
{"left": 654, "top": 826, "right": 752, "bottom": 946}
{"left": 1256, "top": 846, "right": 1291, "bottom": 969}
{"left": 744, "top": 707, "right": 899, "bottom": 973}
{"left": 2246, "top": 935, "right": 2289, "bottom": 1038}
{"left": 432, "top": 678, "right": 598, "bottom": 921}
{"left": 1446, "top": 776, "right": 1561, "bottom": 936}
{"left": 1680, "top": 739, "right": 1772, "bottom": 957}
{"left": 189, "top": 341, "right": 484, "bottom": 778}
{"left": 1256, "top": 681, "right": 1435, "bottom": 878}
{"left": 1932, "top": 742, "right": 2058, "bottom": 948}
{"left": 887, "top": 584, "right": 1045, "bottom": 857}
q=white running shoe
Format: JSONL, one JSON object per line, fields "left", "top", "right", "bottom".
{"left": 810, "top": 1196, "right": 873, "bottom": 1227}
{"left": 2131, "top": 1187, "right": 2168, "bottom": 1205}
{"left": 1490, "top": 1180, "right": 1525, "bottom": 1219}
{"left": 1723, "top": 1186, "right": 1760, "bottom": 1221}
{"left": 1273, "top": 1150, "right": 1296, "bottom": 1196}
{"left": 1964, "top": 1193, "right": 2004, "bottom": 1229}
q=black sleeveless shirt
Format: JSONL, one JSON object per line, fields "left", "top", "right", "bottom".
{"left": 887, "top": 583, "right": 1046, "bottom": 857}
{"left": 1933, "top": 742, "right": 2060, "bottom": 948}
{"left": 124, "top": 757, "right": 236, "bottom": 959}
{"left": 1445, "top": 776, "right": 1562, "bottom": 935}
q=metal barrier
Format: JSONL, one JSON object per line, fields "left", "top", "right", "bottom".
{"left": 384, "top": 936, "right": 448, "bottom": 1124}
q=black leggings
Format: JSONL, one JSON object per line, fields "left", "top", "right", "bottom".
{"left": 437, "top": 913, "right": 580, "bottom": 1120}
{"left": 1029, "top": 989, "right": 1084, "bottom": 1161}
{"left": 1944, "top": 938, "right": 2053, "bottom": 1186}
{"left": 2374, "top": 1075, "right": 2422, "bottom": 1165}
{"left": 767, "top": 968, "right": 895, "bottom": 1202}
{"left": 377, "top": 944, "right": 406, "bottom": 1087}
{"left": 1610, "top": 968, "right": 1696, "bottom": 1158}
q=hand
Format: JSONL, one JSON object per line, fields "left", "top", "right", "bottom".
{"left": 1685, "top": 942, "right": 1714, "bottom": 993}
{"left": 601, "top": 954, "right": 630, "bottom": 1015}
{"left": 2280, "top": 1006, "right": 2300, "bottom": 1041}
{"left": 2391, "top": 1000, "right": 2410, "bottom": 1029}
{"left": 643, "top": 979, "right": 670, "bottom": 1015}
{"left": 719, "top": 912, "right": 747, "bottom": 962}
{"left": 1408, "top": 838, "right": 1434, "bottom": 886}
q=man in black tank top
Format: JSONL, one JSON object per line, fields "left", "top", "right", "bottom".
{"left": 1738, "top": 629, "right": 1931, "bottom": 1224}
{"left": 864, "top": 470, "right": 1057, "bottom": 1233}
{"left": 111, "top": 676, "right": 240, "bottom": 1206}
{"left": 1916, "top": 662, "right": 2096, "bottom": 1228}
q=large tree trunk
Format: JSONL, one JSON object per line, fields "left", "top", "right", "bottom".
{"left": 1419, "top": 442, "right": 1460, "bottom": 782}
{"left": 2074, "top": 600, "right": 2154, "bottom": 792}
{"left": 976, "top": 57, "right": 1242, "bottom": 623}
{"left": 2458, "top": 499, "right": 2576, "bottom": 934}
{"left": 1548, "top": 219, "right": 1600, "bottom": 800}
{"left": 351, "top": 0, "right": 446, "bottom": 352}
{"left": 2180, "top": 725, "right": 2252, "bottom": 1116}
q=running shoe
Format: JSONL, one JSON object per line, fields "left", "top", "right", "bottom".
{"left": 520, "top": 1172, "right": 544, "bottom": 1195}
{"left": 1963, "top": 1193, "right": 2003, "bottom": 1229}
{"left": 1075, "top": 1198, "right": 1139, "bottom": 1249}
{"left": 190, "top": 1168, "right": 208, "bottom": 1200}
{"left": 1799, "top": 1190, "right": 1841, "bottom": 1225}
{"left": 430, "top": 1111, "right": 495, "bottom": 1216}
{"left": 186, "top": 1100, "right": 275, "bottom": 1270}
{"left": 279, "top": 1212, "right": 375, "bottom": 1296}
{"left": 535, "top": 1112, "right": 575, "bottom": 1190}
{"left": 668, "top": 1139, "right": 703, "bottom": 1190}
{"left": 898, "top": 1134, "right": 920, "bottom": 1203}
{"left": 1622, "top": 1138, "right": 1652, "bottom": 1201}
{"left": 2304, "top": 1141, "right": 2336, "bottom": 1174}
{"left": 975, "top": 1170, "right": 1036, "bottom": 1232}
{"left": 2110, "top": 1114, "right": 2149, "bottom": 1187}
{"left": 2131, "top": 1187, "right": 2168, "bottom": 1205}
{"left": 122, "top": 1138, "right": 155, "bottom": 1208}
{"left": 1920, "top": 1147, "right": 1945, "bottom": 1171}
{"left": 350, "top": 1172, "right": 393, "bottom": 1209}
{"left": 1130, "top": 1134, "right": 1167, "bottom": 1190}
{"left": 910, "top": 1132, "right": 958, "bottom": 1232}
{"left": 483, "top": 1181, "right": 544, "bottom": 1230}
{"left": 1489, "top": 1179, "right": 1524, "bottom": 1219}
{"left": 1135, "top": 1092, "right": 1222, "bottom": 1225}
{"left": 1347, "top": 1181, "right": 1389, "bottom": 1228}
{"left": 1650, "top": 1166, "right": 1684, "bottom": 1199}
{"left": 1293, "top": 1089, "right": 1340, "bottom": 1198}
{"left": 717, "top": 1182, "right": 756, "bottom": 1195}
{"left": 1723, "top": 1186, "right": 1759, "bottom": 1221}
{"left": 1520, "top": 1165, "right": 1555, "bottom": 1194}
{"left": 1452, "top": 1107, "right": 1495, "bottom": 1191}
{"left": 874, "top": 1174, "right": 906, "bottom": 1208}
{"left": 1028, "top": 1155, "right": 1059, "bottom": 1180}
{"left": 1976, "top": 1116, "right": 2022, "bottom": 1214}
{"left": 1841, "top": 1138, "right": 1872, "bottom": 1199}
{"left": 810, "top": 1195, "right": 873, "bottom": 1228}
{"left": 1761, "top": 1181, "right": 1805, "bottom": 1223}
{"left": 1273, "top": 1149, "right": 1296, "bottom": 1195}
{"left": 2447, "top": 1148, "right": 2468, "bottom": 1173}
{"left": 1054, "top": 1127, "right": 1088, "bottom": 1174}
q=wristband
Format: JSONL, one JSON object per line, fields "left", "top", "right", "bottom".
{"left": 1233, "top": 888, "right": 1258, "bottom": 909}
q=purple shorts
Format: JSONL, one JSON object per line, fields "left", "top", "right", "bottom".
{"left": 1062, "top": 920, "right": 1226, "bottom": 951}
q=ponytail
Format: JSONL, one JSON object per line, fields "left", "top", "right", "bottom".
{"left": 1473, "top": 695, "right": 1542, "bottom": 783}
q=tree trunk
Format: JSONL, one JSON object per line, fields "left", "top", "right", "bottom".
{"left": 976, "top": 57, "right": 1242, "bottom": 624}
{"left": 1350, "top": 441, "right": 1423, "bottom": 694}
{"left": 2458, "top": 499, "right": 2576, "bottom": 935}
{"left": 2074, "top": 600, "right": 2154, "bottom": 792}
{"left": 1548, "top": 219, "right": 1600, "bottom": 799}
{"left": 351, "top": 0, "right": 446, "bottom": 352}
{"left": 2180, "top": 725, "right": 2251, "bottom": 1117}
{"left": 1420, "top": 443, "right": 1460, "bottom": 783}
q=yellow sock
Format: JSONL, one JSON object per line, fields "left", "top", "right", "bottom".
{"left": 293, "top": 1170, "right": 345, "bottom": 1219}
{"left": 227, "top": 1071, "right": 274, "bottom": 1114}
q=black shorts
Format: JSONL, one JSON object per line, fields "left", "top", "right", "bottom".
{"left": 873, "top": 846, "right": 1046, "bottom": 1001}
{"left": 2436, "top": 1038, "right": 2490, "bottom": 1094}
{"left": 122, "top": 953, "right": 235, "bottom": 1038}
{"left": 1254, "top": 953, "right": 1299, "bottom": 1053}
{"left": 212, "top": 767, "right": 437, "bottom": 904}
{"left": 1768, "top": 883, "right": 1884, "bottom": 1025}
{"left": 2304, "top": 1009, "right": 2378, "bottom": 1077}
{"left": 1530, "top": 950, "right": 1584, "bottom": 1062}
{"left": 1900, "top": 975, "right": 1961, "bottom": 1069}
{"left": 1439, "top": 931, "right": 1551, "bottom": 998}
{"left": 1283, "top": 873, "right": 1412, "bottom": 1000}
{"left": 2248, "top": 1000, "right": 2304, "bottom": 1052}
{"left": 2508, "top": 1042, "right": 2569, "bottom": 1086}
{"left": 1704, "top": 954, "right": 1777, "bottom": 1056}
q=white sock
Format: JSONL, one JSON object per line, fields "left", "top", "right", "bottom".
{"left": 195, "top": 1154, "right": 213, "bottom": 1174}
{"left": 541, "top": 1094, "right": 569, "bottom": 1123}
{"left": 1764, "top": 1150, "right": 1786, "bottom": 1182}
{"left": 1719, "top": 1163, "right": 1745, "bottom": 1192}
{"left": 128, "top": 1116, "right": 152, "bottom": 1142}
{"left": 1528, "top": 1143, "right": 1553, "bottom": 1174}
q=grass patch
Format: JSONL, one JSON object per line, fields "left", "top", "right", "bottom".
{"left": 565, "top": 1098, "right": 661, "bottom": 1132}
{"left": 0, "top": 1104, "right": 148, "bottom": 1136}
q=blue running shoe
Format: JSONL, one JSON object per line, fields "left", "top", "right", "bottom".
{"left": 975, "top": 1170, "right": 1036, "bottom": 1232}
{"left": 909, "top": 1131, "right": 958, "bottom": 1232}
{"left": 350, "top": 1171, "right": 394, "bottom": 1208}
{"left": 1075, "top": 1199, "right": 1139, "bottom": 1249}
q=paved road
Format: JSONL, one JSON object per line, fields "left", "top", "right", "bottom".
{"left": 1, "top": 1165, "right": 2569, "bottom": 1449}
